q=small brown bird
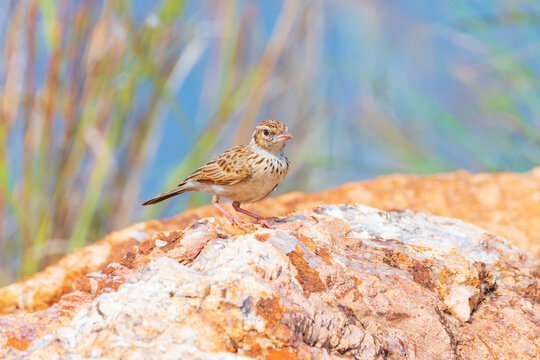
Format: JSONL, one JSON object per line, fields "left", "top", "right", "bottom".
{"left": 142, "top": 120, "right": 293, "bottom": 229}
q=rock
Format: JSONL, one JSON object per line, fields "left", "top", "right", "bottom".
{"left": 2, "top": 168, "right": 540, "bottom": 315}
{"left": 1, "top": 204, "right": 538, "bottom": 359}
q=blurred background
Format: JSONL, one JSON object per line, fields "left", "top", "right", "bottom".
{"left": 1, "top": 0, "right": 540, "bottom": 285}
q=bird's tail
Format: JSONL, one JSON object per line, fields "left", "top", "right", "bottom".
{"left": 141, "top": 183, "right": 189, "bottom": 206}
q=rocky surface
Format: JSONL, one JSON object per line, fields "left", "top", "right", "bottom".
{"left": 2, "top": 168, "right": 540, "bottom": 316}
{"left": 1, "top": 204, "right": 538, "bottom": 359}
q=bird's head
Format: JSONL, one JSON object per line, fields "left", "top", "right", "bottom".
{"left": 251, "top": 120, "right": 293, "bottom": 154}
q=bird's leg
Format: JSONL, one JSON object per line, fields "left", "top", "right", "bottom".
{"left": 232, "top": 201, "right": 273, "bottom": 229}
{"left": 212, "top": 196, "right": 248, "bottom": 230}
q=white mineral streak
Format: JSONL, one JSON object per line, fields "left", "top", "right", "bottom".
{"left": 128, "top": 231, "right": 149, "bottom": 243}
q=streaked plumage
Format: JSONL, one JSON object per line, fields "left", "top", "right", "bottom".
{"left": 142, "top": 120, "right": 292, "bottom": 229}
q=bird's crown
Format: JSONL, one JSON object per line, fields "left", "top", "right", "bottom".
{"left": 256, "top": 120, "right": 288, "bottom": 134}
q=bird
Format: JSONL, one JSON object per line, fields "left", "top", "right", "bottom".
{"left": 142, "top": 120, "right": 293, "bottom": 230}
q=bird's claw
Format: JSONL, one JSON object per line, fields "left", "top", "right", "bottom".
{"left": 226, "top": 217, "right": 249, "bottom": 231}
{"left": 225, "top": 216, "right": 273, "bottom": 231}
{"left": 257, "top": 218, "right": 274, "bottom": 229}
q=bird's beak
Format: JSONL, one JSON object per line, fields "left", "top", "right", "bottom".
{"left": 274, "top": 132, "right": 293, "bottom": 143}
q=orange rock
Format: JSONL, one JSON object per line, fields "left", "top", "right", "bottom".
{"left": 0, "top": 204, "right": 538, "bottom": 359}
{"left": 1, "top": 168, "right": 540, "bottom": 318}
{"left": 288, "top": 246, "right": 326, "bottom": 294}
{"left": 5, "top": 336, "right": 29, "bottom": 351}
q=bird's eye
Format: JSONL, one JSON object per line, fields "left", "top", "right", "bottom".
{"left": 263, "top": 129, "right": 270, "bottom": 136}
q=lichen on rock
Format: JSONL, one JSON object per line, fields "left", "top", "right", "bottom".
{"left": 1, "top": 204, "right": 539, "bottom": 359}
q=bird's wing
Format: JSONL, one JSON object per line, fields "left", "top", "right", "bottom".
{"left": 182, "top": 146, "right": 253, "bottom": 185}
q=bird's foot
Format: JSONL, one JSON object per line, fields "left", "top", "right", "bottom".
{"left": 226, "top": 216, "right": 250, "bottom": 231}
{"left": 231, "top": 202, "right": 274, "bottom": 229}
{"left": 257, "top": 218, "right": 274, "bottom": 229}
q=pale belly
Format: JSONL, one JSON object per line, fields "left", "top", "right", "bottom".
{"left": 189, "top": 171, "right": 286, "bottom": 203}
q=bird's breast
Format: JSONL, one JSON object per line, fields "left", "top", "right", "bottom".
{"left": 218, "top": 154, "right": 289, "bottom": 203}
{"left": 240, "top": 154, "right": 289, "bottom": 202}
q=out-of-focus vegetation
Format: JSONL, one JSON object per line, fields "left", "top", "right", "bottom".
{"left": 1, "top": 0, "right": 540, "bottom": 285}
